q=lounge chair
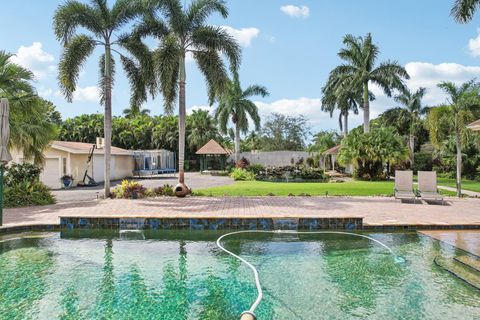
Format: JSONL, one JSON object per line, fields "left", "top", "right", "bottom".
{"left": 418, "top": 171, "right": 444, "bottom": 205}
{"left": 394, "top": 170, "right": 416, "bottom": 203}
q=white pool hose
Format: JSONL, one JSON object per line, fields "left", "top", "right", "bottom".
{"left": 216, "top": 230, "right": 405, "bottom": 319}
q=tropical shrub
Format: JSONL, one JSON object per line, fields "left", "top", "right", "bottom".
{"left": 246, "top": 164, "right": 265, "bottom": 175}
{"left": 112, "top": 180, "right": 146, "bottom": 199}
{"left": 2, "top": 163, "right": 55, "bottom": 208}
{"left": 338, "top": 127, "right": 409, "bottom": 180}
{"left": 4, "top": 163, "right": 41, "bottom": 187}
{"left": 230, "top": 168, "right": 255, "bottom": 181}
{"left": 412, "top": 152, "right": 434, "bottom": 172}
{"left": 255, "top": 166, "right": 327, "bottom": 182}
{"left": 235, "top": 157, "right": 250, "bottom": 169}
{"left": 4, "top": 181, "right": 55, "bottom": 208}
{"left": 153, "top": 184, "right": 174, "bottom": 196}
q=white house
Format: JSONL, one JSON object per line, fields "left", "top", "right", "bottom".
{"left": 11, "top": 140, "right": 134, "bottom": 189}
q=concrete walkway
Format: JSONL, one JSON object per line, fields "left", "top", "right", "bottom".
{"left": 2, "top": 196, "right": 480, "bottom": 229}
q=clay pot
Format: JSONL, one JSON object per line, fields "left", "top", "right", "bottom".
{"left": 174, "top": 183, "right": 191, "bottom": 197}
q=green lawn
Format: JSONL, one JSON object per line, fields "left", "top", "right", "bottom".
{"left": 195, "top": 180, "right": 457, "bottom": 197}
{"left": 436, "top": 177, "right": 480, "bottom": 193}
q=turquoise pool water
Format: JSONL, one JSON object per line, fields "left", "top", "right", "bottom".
{"left": 0, "top": 230, "right": 479, "bottom": 319}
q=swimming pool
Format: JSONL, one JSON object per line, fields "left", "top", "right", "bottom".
{"left": 0, "top": 230, "right": 479, "bottom": 319}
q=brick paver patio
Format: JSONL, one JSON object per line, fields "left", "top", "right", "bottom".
{"left": 2, "top": 196, "right": 480, "bottom": 229}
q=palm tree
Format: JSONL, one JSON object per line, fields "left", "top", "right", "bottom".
{"left": 437, "top": 80, "right": 480, "bottom": 197}
{"left": 53, "top": 0, "right": 143, "bottom": 197}
{"left": 0, "top": 51, "right": 57, "bottom": 165}
{"left": 187, "top": 109, "right": 218, "bottom": 151}
{"left": 394, "top": 87, "right": 427, "bottom": 167}
{"left": 451, "top": 0, "right": 480, "bottom": 23}
{"left": 129, "top": 0, "right": 241, "bottom": 193}
{"left": 215, "top": 73, "right": 268, "bottom": 161}
{"left": 123, "top": 106, "right": 150, "bottom": 118}
{"left": 328, "top": 33, "right": 409, "bottom": 133}
{"left": 322, "top": 77, "right": 363, "bottom": 136}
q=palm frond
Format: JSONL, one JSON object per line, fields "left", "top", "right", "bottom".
{"left": 153, "top": 34, "right": 181, "bottom": 114}
{"left": 191, "top": 25, "right": 241, "bottom": 71}
{"left": 53, "top": 0, "right": 103, "bottom": 45}
{"left": 451, "top": 0, "right": 480, "bottom": 23}
{"left": 58, "top": 35, "right": 96, "bottom": 102}
{"left": 194, "top": 50, "right": 228, "bottom": 105}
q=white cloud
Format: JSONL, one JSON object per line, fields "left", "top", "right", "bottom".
{"left": 56, "top": 86, "right": 100, "bottom": 102}
{"left": 468, "top": 29, "right": 480, "bottom": 57}
{"left": 221, "top": 26, "right": 260, "bottom": 47}
{"left": 10, "top": 42, "right": 55, "bottom": 79}
{"left": 405, "top": 62, "right": 480, "bottom": 105}
{"left": 280, "top": 5, "right": 310, "bottom": 18}
{"left": 255, "top": 97, "right": 332, "bottom": 127}
{"left": 365, "top": 62, "right": 480, "bottom": 119}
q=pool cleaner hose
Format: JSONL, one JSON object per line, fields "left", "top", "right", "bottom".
{"left": 216, "top": 230, "right": 406, "bottom": 320}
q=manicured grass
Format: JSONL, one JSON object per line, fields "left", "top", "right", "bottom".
{"left": 437, "top": 177, "right": 480, "bottom": 193}
{"left": 196, "top": 180, "right": 370, "bottom": 197}
{"left": 196, "top": 180, "right": 458, "bottom": 197}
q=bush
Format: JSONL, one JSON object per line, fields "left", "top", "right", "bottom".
{"left": 4, "top": 181, "right": 56, "bottom": 208}
{"left": 413, "top": 152, "right": 433, "bottom": 172}
{"left": 255, "top": 165, "right": 327, "bottom": 182}
{"left": 153, "top": 184, "right": 174, "bottom": 196}
{"left": 306, "top": 157, "right": 315, "bottom": 167}
{"left": 230, "top": 168, "right": 255, "bottom": 181}
{"left": 247, "top": 164, "right": 265, "bottom": 175}
{"left": 235, "top": 157, "right": 250, "bottom": 169}
{"left": 112, "top": 180, "right": 146, "bottom": 199}
{"left": 299, "top": 168, "right": 325, "bottom": 180}
{"left": 4, "top": 163, "right": 41, "bottom": 187}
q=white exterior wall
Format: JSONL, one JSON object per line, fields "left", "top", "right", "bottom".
{"left": 10, "top": 147, "right": 134, "bottom": 189}
{"left": 231, "top": 151, "right": 311, "bottom": 167}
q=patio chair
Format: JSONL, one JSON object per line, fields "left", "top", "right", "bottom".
{"left": 418, "top": 171, "right": 444, "bottom": 205}
{"left": 394, "top": 170, "right": 416, "bottom": 203}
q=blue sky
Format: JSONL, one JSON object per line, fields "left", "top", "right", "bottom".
{"left": 2, "top": 0, "right": 480, "bottom": 133}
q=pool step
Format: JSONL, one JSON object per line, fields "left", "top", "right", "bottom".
{"left": 434, "top": 256, "right": 480, "bottom": 290}
{"left": 454, "top": 255, "right": 480, "bottom": 273}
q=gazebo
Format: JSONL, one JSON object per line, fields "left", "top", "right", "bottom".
{"left": 467, "top": 119, "right": 480, "bottom": 131}
{"left": 196, "top": 139, "right": 231, "bottom": 172}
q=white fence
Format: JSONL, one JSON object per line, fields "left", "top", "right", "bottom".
{"left": 230, "top": 151, "right": 311, "bottom": 167}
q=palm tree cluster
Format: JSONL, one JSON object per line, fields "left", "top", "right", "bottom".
{"left": 0, "top": 51, "right": 57, "bottom": 165}
{"left": 214, "top": 72, "right": 269, "bottom": 161}
{"left": 53, "top": 0, "right": 244, "bottom": 196}
{"left": 322, "top": 33, "right": 409, "bottom": 134}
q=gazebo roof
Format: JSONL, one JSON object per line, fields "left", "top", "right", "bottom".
{"left": 196, "top": 139, "right": 230, "bottom": 155}
{"left": 323, "top": 145, "right": 341, "bottom": 155}
{"left": 467, "top": 119, "right": 480, "bottom": 131}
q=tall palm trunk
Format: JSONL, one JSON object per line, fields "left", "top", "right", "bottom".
{"left": 363, "top": 82, "right": 370, "bottom": 133}
{"left": 104, "top": 44, "right": 112, "bottom": 197}
{"left": 178, "top": 53, "right": 186, "bottom": 184}
{"left": 343, "top": 112, "right": 349, "bottom": 137}
{"left": 234, "top": 122, "right": 240, "bottom": 162}
{"left": 455, "top": 116, "right": 462, "bottom": 197}
{"left": 409, "top": 134, "right": 415, "bottom": 168}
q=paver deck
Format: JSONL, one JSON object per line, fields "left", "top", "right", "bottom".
{"left": 419, "top": 230, "right": 480, "bottom": 256}
{"left": 2, "top": 196, "right": 479, "bottom": 229}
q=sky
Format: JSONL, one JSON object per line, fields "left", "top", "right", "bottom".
{"left": 1, "top": 0, "right": 480, "bottom": 135}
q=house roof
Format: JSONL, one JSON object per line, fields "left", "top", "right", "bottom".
{"left": 323, "top": 145, "right": 341, "bottom": 155}
{"left": 467, "top": 119, "right": 480, "bottom": 131}
{"left": 196, "top": 139, "right": 230, "bottom": 155}
{"left": 51, "top": 141, "right": 132, "bottom": 156}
